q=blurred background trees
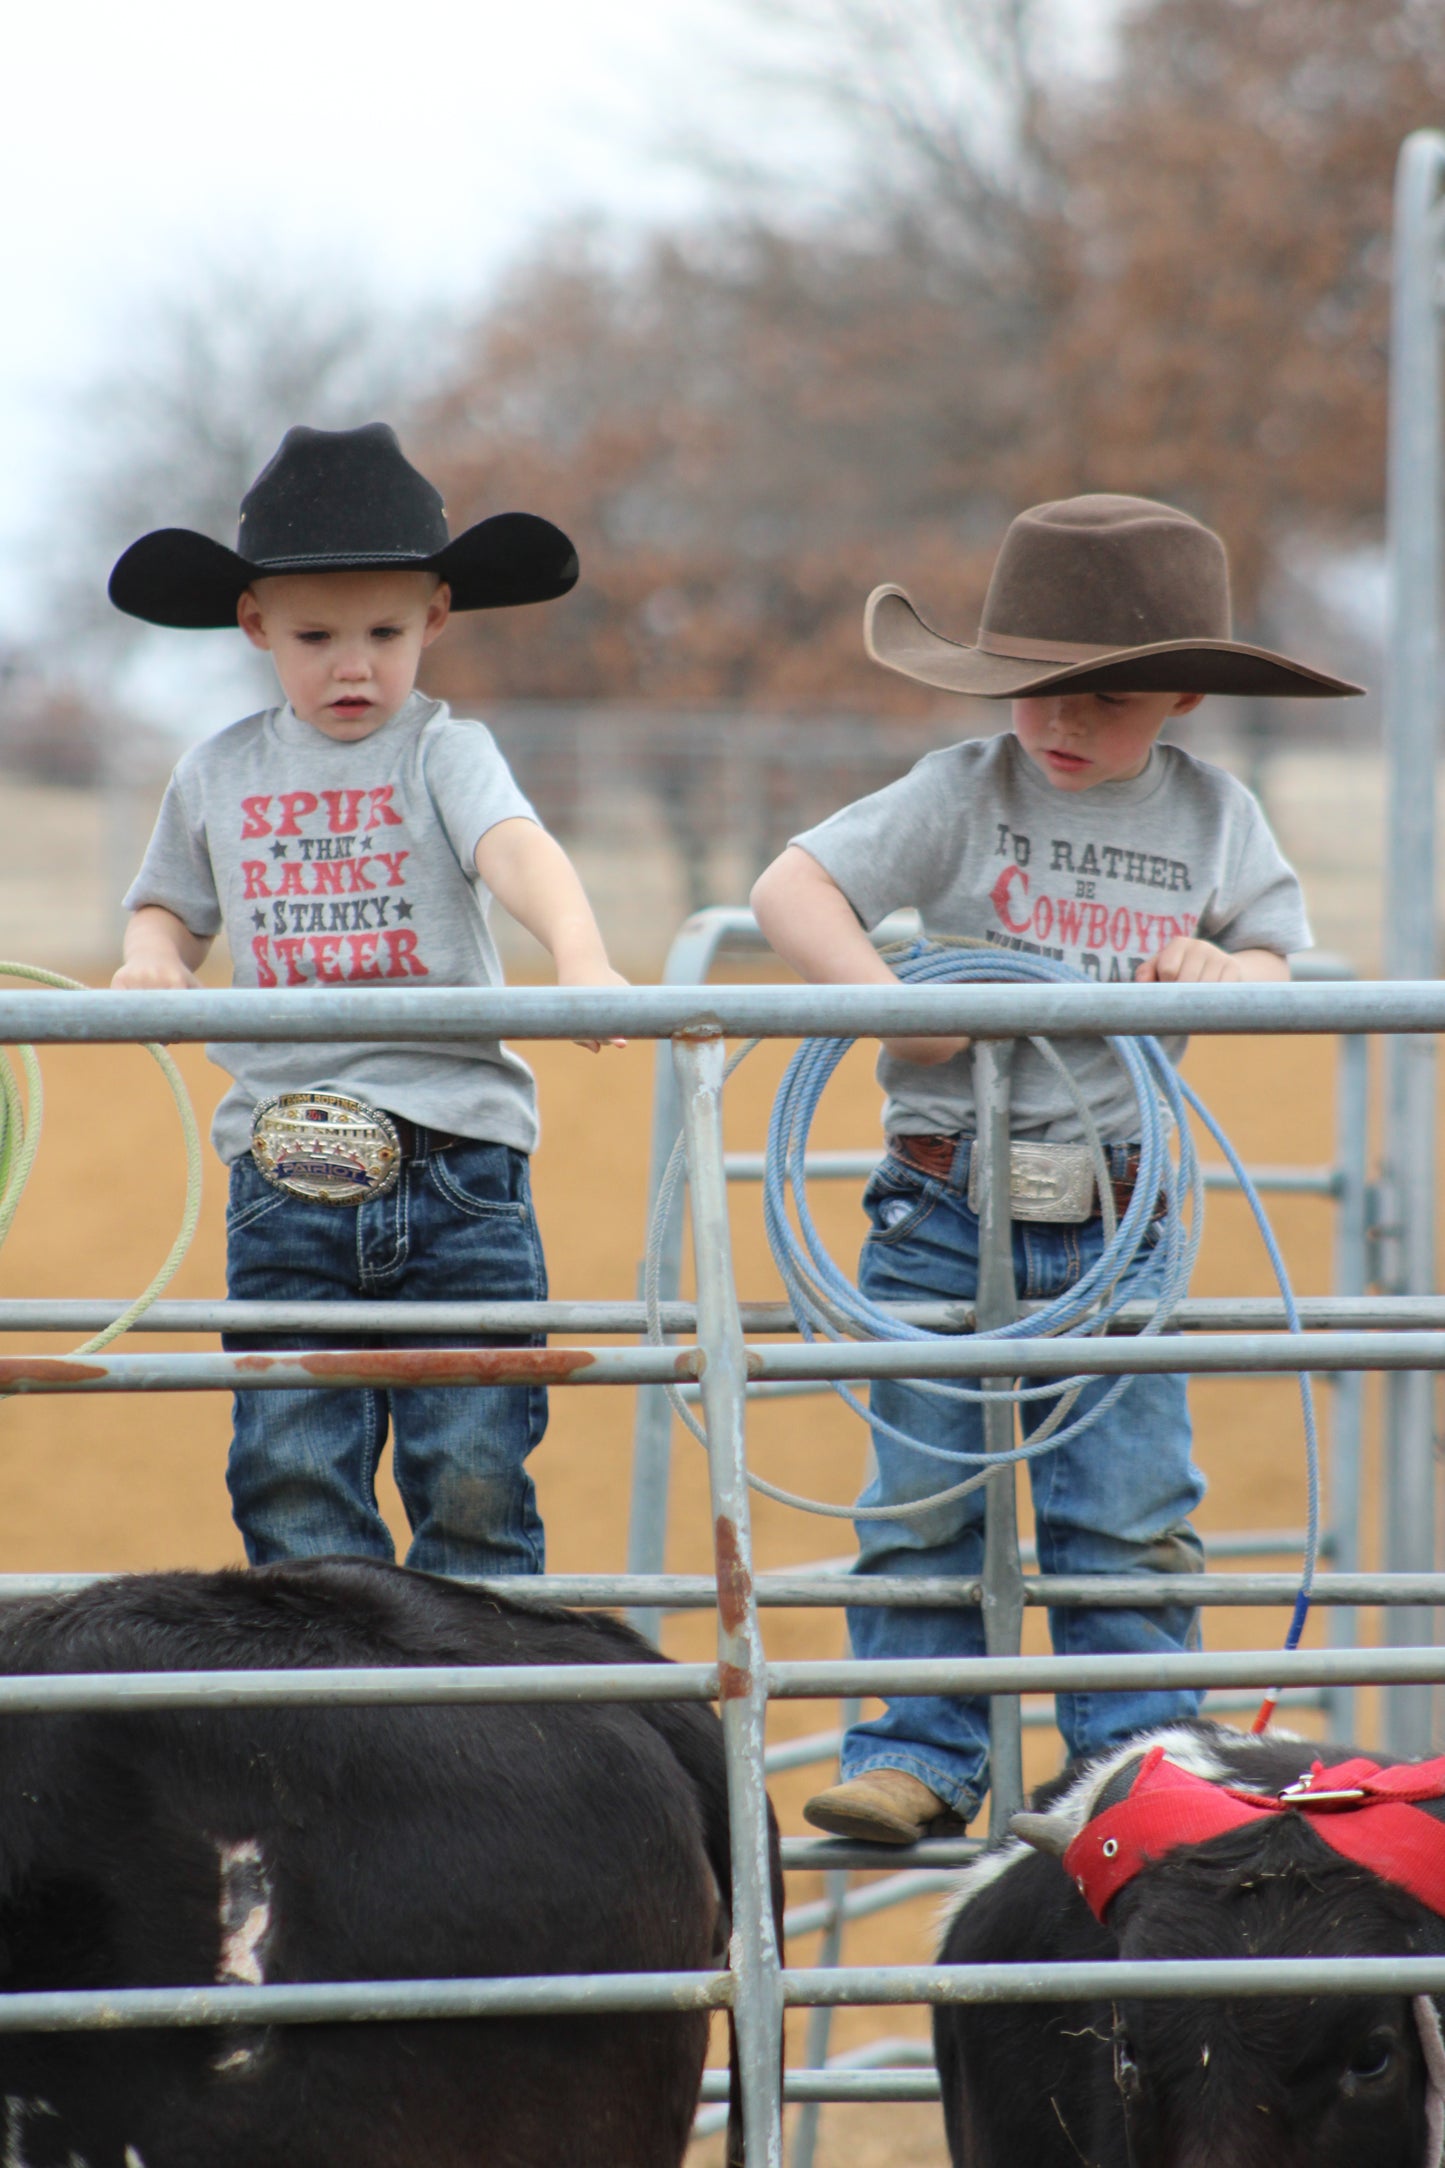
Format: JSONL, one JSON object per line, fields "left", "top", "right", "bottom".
{"left": 418, "top": 0, "right": 1436, "bottom": 715}
{"left": 21, "top": 0, "right": 1432, "bottom": 941}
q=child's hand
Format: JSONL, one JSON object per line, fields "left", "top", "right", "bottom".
{"left": 1135, "top": 939, "right": 1242, "bottom": 985}
{"left": 882, "top": 1033, "right": 971, "bottom": 1067}
{"left": 110, "top": 953, "right": 199, "bottom": 991}
{"left": 559, "top": 963, "right": 630, "bottom": 1052}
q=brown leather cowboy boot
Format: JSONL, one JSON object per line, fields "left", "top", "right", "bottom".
{"left": 803, "top": 1769, "right": 964, "bottom": 1845}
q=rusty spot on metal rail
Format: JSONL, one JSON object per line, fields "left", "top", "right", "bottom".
{"left": 0, "top": 1358, "right": 106, "bottom": 1388}
{"left": 718, "top": 1661, "right": 751, "bottom": 1701}
{"left": 272, "top": 1349, "right": 600, "bottom": 1385}
{"left": 714, "top": 1516, "right": 753, "bottom": 1634}
{"left": 672, "top": 1018, "right": 724, "bottom": 1043}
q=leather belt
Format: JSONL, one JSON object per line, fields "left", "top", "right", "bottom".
{"left": 889, "top": 1132, "right": 1164, "bottom": 1225}
{"left": 389, "top": 1117, "right": 462, "bottom": 1159}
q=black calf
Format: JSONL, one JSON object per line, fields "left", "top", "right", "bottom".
{"left": 0, "top": 1559, "right": 782, "bottom": 2168}
{"left": 936, "top": 1721, "right": 1445, "bottom": 2168}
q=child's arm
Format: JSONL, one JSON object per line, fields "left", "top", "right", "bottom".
{"left": 111, "top": 906, "right": 213, "bottom": 990}
{"left": 751, "top": 846, "right": 966, "bottom": 1067}
{"left": 1135, "top": 941, "right": 1290, "bottom": 985}
{"left": 474, "top": 819, "right": 627, "bottom": 1050}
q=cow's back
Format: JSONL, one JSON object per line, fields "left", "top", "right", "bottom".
{"left": 0, "top": 1561, "right": 732, "bottom": 2168}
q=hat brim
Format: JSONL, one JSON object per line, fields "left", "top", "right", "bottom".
{"left": 108, "top": 513, "right": 580, "bottom": 629}
{"left": 865, "top": 586, "right": 1364, "bottom": 700}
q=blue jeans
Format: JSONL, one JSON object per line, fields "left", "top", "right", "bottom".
{"left": 224, "top": 1133, "right": 548, "bottom": 1577}
{"left": 843, "top": 1146, "right": 1205, "bottom": 1818}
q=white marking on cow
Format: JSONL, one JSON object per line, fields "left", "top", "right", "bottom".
{"left": 212, "top": 1838, "right": 274, "bottom": 2076}
{"left": 124, "top": 2152, "right": 147, "bottom": 2168}
{"left": 937, "top": 1723, "right": 1303, "bottom": 1941}
{"left": 217, "top": 1838, "right": 272, "bottom": 1987}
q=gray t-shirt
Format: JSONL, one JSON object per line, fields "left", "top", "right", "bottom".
{"left": 792, "top": 731, "right": 1310, "bottom": 1143}
{"left": 124, "top": 692, "right": 542, "bottom": 1162}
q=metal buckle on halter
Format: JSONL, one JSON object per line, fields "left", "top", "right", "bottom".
{"left": 250, "top": 1091, "right": 402, "bottom": 1206}
{"left": 966, "top": 1139, "right": 1098, "bottom": 1225}
{"left": 1276, "top": 1777, "right": 1369, "bottom": 1806}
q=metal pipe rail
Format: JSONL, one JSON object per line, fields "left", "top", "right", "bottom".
{"left": 13, "top": 1954, "right": 1445, "bottom": 2035}
{"left": 0, "top": 1329, "right": 1442, "bottom": 1394}
{"left": 1380, "top": 126, "right": 1445, "bottom": 1754}
{"left": 7, "top": 1293, "right": 1445, "bottom": 1333}
{"left": 1, "top": 1568, "right": 1425, "bottom": 1611}
{"left": 0, "top": 1642, "right": 1439, "bottom": 1715}
{"left": 0, "top": 979, "right": 1443, "bottom": 1040}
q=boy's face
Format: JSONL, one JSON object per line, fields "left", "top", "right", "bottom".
{"left": 1011, "top": 688, "right": 1204, "bottom": 792}
{"left": 237, "top": 569, "right": 451, "bottom": 740}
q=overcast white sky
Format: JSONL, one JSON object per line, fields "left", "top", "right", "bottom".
{"left": 1, "top": 0, "right": 734, "bottom": 638}
{"left": 3, "top": 0, "right": 1129, "bottom": 731}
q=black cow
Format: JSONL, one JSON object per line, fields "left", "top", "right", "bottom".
{"left": 936, "top": 1721, "right": 1445, "bottom": 2168}
{"left": 0, "top": 1559, "right": 782, "bottom": 2168}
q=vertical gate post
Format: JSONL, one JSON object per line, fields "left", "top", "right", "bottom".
{"left": 675, "top": 1031, "right": 785, "bottom": 2167}
{"left": 627, "top": 916, "right": 732, "bottom": 1639}
{"left": 972, "top": 1040, "right": 1026, "bottom": 1831}
{"left": 1325, "top": 1030, "right": 1369, "bottom": 1741}
{"left": 1381, "top": 129, "right": 1445, "bottom": 1756}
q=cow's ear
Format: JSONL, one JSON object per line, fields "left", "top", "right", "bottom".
{"left": 1010, "top": 1750, "right": 1155, "bottom": 1861}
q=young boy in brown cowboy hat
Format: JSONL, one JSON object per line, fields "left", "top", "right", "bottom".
{"left": 751, "top": 492, "right": 1361, "bottom": 1845}
{"left": 109, "top": 422, "right": 626, "bottom": 1579}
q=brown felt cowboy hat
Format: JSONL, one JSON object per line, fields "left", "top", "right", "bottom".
{"left": 865, "top": 494, "right": 1362, "bottom": 700}
{"left": 108, "top": 423, "right": 579, "bottom": 629}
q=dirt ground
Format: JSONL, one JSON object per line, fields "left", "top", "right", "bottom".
{"left": 0, "top": 990, "right": 1373, "bottom": 2168}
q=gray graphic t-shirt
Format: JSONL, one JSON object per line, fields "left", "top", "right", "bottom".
{"left": 125, "top": 692, "right": 542, "bottom": 1162}
{"left": 792, "top": 731, "right": 1310, "bottom": 1143}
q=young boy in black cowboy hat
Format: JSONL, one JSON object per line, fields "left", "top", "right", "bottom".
{"left": 751, "top": 493, "right": 1362, "bottom": 1846}
{"left": 110, "top": 422, "right": 626, "bottom": 1579}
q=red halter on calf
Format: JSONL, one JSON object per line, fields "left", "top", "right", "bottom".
{"left": 1063, "top": 1745, "right": 1445, "bottom": 1923}
{"left": 1059, "top": 1745, "right": 1445, "bottom": 2168}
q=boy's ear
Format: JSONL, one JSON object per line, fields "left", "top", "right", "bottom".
{"left": 1170, "top": 692, "right": 1205, "bottom": 717}
{"left": 237, "top": 590, "right": 272, "bottom": 651}
{"left": 421, "top": 582, "right": 452, "bottom": 647}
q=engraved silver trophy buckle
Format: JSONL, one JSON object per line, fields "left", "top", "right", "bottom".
{"left": 250, "top": 1092, "right": 402, "bottom": 1206}
{"left": 966, "top": 1138, "right": 1098, "bottom": 1225}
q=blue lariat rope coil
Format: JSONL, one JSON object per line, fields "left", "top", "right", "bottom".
{"left": 757, "top": 944, "right": 1319, "bottom": 1711}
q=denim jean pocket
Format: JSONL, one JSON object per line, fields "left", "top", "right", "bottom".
{"left": 426, "top": 1145, "right": 531, "bottom": 1222}
{"left": 226, "top": 1160, "right": 292, "bottom": 1237}
{"left": 861, "top": 1163, "right": 939, "bottom": 1246}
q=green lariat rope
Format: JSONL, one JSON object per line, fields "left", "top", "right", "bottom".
{"left": 0, "top": 965, "right": 203, "bottom": 1355}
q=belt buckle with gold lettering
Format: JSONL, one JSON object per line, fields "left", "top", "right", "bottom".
{"left": 250, "top": 1092, "right": 401, "bottom": 1206}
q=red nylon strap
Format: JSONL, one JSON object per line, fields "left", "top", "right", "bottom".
{"left": 1063, "top": 1746, "right": 1445, "bottom": 1922}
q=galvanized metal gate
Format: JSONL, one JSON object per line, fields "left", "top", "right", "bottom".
{"left": 3, "top": 972, "right": 1445, "bottom": 2168}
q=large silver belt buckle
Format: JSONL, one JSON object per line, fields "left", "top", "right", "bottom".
{"left": 967, "top": 1140, "right": 1098, "bottom": 1225}
{"left": 250, "top": 1091, "right": 402, "bottom": 1206}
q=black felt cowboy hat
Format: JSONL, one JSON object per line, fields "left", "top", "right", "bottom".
{"left": 865, "top": 493, "right": 1363, "bottom": 699}
{"left": 108, "top": 422, "right": 579, "bottom": 628}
